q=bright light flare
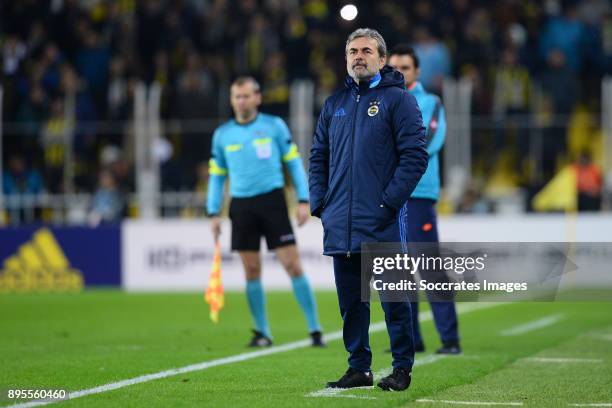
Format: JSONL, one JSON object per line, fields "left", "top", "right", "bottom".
{"left": 340, "top": 4, "right": 358, "bottom": 21}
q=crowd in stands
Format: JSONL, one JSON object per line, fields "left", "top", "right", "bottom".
{"left": 1, "top": 0, "right": 611, "bottom": 219}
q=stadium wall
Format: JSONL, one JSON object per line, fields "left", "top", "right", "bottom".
{"left": 0, "top": 215, "right": 610, "bottom": 292}
{"left": 0, "top": 226, "right": 121, "bottom": 292}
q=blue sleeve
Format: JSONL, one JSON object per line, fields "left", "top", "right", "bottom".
{"left": 2, "top": 174, "right": 11, "bottom": 195}
{"left": 539, "top": 19, "right": 555, "bottom": 61}
{"left": 308, "top": 101, "right": 331, "bottom": 217}
{"left": 29, "top": 171, "right": 44, "bottom": 194}
{"left": 206, "top": 130, "right": 228, "bottom": 216}
{"left": 427, "top": 105, "right": 446, "bottom": 156}
{"left": 440, "top": 46, "right": 452, "bottom": 76}
{"left": 275, "top": 117, "right": 309, "bottom": 202}
{"left": 383, "top": 92, "right": 428, "bottom": 210}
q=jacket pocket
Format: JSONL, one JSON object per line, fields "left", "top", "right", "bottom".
{"left": 374, "top": 200, "right": 396, "bottom": 229}
{"left": 320, "top": 196, "right": 333, "bottom": 230}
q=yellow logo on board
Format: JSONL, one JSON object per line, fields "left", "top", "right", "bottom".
{"left": 0, "top": 228, "right": 84, "bottom": 293}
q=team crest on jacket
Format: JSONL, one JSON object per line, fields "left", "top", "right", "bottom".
{"left": 367, "top": 101, "right": 380, "bottom": 117}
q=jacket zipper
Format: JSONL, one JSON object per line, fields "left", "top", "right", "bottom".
{"left": 347, "top": 92, "right": 360, "bottom": 258}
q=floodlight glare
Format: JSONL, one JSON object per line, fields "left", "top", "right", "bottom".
{"left": 340, "top": 4, "right": 358, "bottom": 21}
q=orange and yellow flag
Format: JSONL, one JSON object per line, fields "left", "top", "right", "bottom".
{"left": 205, "top": 241, "right": 224, "bottom": 323}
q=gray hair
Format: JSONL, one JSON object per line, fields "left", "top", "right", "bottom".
{"left": 345, "top": 28, "right": 387, "bottom": 57}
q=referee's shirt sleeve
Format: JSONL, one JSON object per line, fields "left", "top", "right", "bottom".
{"left": 207, "top": 129, "right": 228, "bottom": 216}
{"left": 275, "top": 117, "right": 309, "bottom": 202}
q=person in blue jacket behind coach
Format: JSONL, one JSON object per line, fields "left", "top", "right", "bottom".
{"left": 389, "top": 44, "right": 461, "bottom": 355}
{"left": 309, "top": 28, "right": 428, "bottom": 392}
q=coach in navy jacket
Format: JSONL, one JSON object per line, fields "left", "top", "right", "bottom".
{"left": 309, "top": 52, "right": 427, "bottom": 257}
{"left": 309, "top": 28, "right": 427, "bottom": 391}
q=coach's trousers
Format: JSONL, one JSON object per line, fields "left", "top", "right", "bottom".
{"left": 333, "top": 254, "right": 414, "bottom": 372}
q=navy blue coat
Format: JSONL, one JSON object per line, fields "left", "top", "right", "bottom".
{"left": 309, "top": 65, "right": 428, "bottom": 256}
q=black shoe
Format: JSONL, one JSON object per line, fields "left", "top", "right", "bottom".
{"left": 377, "top": 367, "right": 412, "bottom": 391}
{"left": 384, "top": 341, "right": 425, "bottom": 353}
{"left": 326, "top": 368, "right": 373, "bottom": 389}
{"left": 247, "top": 330, "right": 272, "bottom": 347}
{"left": 435, "top": 341, "right": 461, "bottom": 355}
{"left": 310, "top": 331, "right": 326, "bottom": 347}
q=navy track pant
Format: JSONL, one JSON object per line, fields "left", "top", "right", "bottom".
{"left": 333, "top": 254, "right": 414, "bottom": 372}
{"left": 400, "top": 198, "right": 459, "bottom": 345}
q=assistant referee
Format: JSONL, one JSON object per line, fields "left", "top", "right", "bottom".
{"left": 207, "top": 76, "right": 324, "bottom": 347}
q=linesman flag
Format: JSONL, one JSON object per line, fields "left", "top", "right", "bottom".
{"left": 205, "top": 240, "right": 224, "bottom": 323}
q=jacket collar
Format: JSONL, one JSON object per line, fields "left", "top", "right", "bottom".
{"left": 407, "top": 81, "right": 425, "bottom": 95}
{"left": 345, "top": 71, "right": 381, "bottom": 92}
{"left": 344, "top": 65, "right": 404, "bottom": 94}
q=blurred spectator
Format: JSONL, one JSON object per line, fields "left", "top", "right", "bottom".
{"left": 575, "top": 151, "right": 603, "bottom": 211}
{"left": 75, "top": 27, "right": 110, "bottom": 113}
{"left": 413, "top": 26, "right": 451, "bottom": 94}
{"left": 577, "top": 0, "right": 611, "bottom": 27}
{"left": 152, "top": 50, "right": 171, "bottom": 86}
{"left": 461, "top": 65, "right": 491, "bottom": 116}
{"left": 493, "top": 48, "right": 532, "bottom": 118}
{"left": 16, "top": 84, "right": 48, "bottom": 145}
{"left": 457, "top": 185, "right": 491, "bottom": 214}
{"left": 112, "top": 156, "right": 134, "bottom": 193}
{"left": 59, "top": 63, "right": 98, "bottom": 161}
{"left": 2, "top": 35, "right": 27, "bottom": 76}
{"left": 302, "top": 0, "right": 330, "bottom": 29}
{"left": 540, "top": 1, "right": 587, "bottom": 73}
{"left": 39, "top": 43, "right": 63, "bottom": 95}
{"left": 0, "top": 0, "right": 610, "bottom": 220}
{"left": 40, "top": 96, "right": 70, "bottom": 193}
{"left": 493, "top": 47, "right": 532, "bottom": 170}
{"left": 541, "top": 47, "right": 581, "bottom": 114}
{"left": 2, "top": 154, "right": 44, "bottom": 196}
{"left": 2, "top": 155, "right": 44, "bottom": 225}
{"left": 235, "top": 13, "right": 279, "bottom": 76}
{"left": 107, "top": 56, "right": 129, "bottom": 121}
{"left": 100, "top": 145, "right": 134, "bottom": 193}
{"left": 456, "top": 8, "right": 495, "bottom": 74}
{"left": 194, "top": 161, "right": 210, "bottom": 216}
{"left": 175, "top": 64, "right": 214, "bottom": 118}
{"left": 136, "top": 0, "right": 165, "bottom": 72}
{"left": 88, "top": 169, "right": 125, "bottom": 226}
{"left": 539, "top": 47, "right": 580, "bottom": 178}
{"left": 262, "top": 51, "right": 289, "bottom": 116}
{"left": 173, "top": 52, "right": 218, "bottom": 184}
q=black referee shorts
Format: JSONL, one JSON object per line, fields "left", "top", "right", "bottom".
{"left": 229, "top": 188, "right": 296, "bottom": 251}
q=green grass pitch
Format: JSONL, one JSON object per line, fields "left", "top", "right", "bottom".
{"left": 1, "top": 290, "right": 612, "bottom": 407}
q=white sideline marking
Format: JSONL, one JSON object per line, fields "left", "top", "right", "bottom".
{"left": 413, "top": 353, "right": 448, "bottom": 366}
{"left": 590, "top": 334, "right": 612, "bottom": 342}
{"left": 570, "top": 404, "right": 612, "bottom": 407}
{"left": 500, "top": 314, "right": 564, "bottom": 336}
{"left": 305, "top": 369, "right": 386, "bottom": 400}
{"left": 417, "top": 399, "right": 523, "bottom": 406}
{"left": 8, "top": 302, "right": 500, "bottom": 408}
{"left": 97, "top": 345, "right": 144, "bottom": 351}
{"left": 523, "top": 357, "right": 603, "bottom": 364}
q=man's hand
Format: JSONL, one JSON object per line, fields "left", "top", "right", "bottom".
{"left": 210, "top": 216, "right": 221, "bottom": 241}
{"left": 296, "top": 203, "right": 310, "bottom": 226}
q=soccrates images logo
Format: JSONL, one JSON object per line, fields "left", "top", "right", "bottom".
{"left": 0, "top": 228, "right": 83, "bottom": 293}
